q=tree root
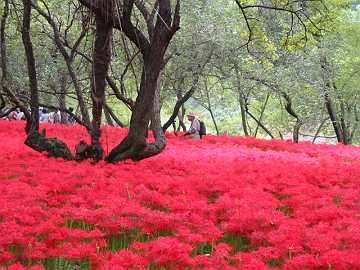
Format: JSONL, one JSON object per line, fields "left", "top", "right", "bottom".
{"left": 105, "top": 136, "right": 166, "bottom": 163}
{"left": 75, "top": 140, "right": 104, "bottom": 162}
{"left": 25, "top": 129, "right": 73, "bottom": 160}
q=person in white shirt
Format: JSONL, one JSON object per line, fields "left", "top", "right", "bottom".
{"left": 40, "top": 108, "right": 49, "bottom": 123}
{"left": 15, "top": 109, "right": 24, "bottom": 120}
{"left": 184, "top": 112, "right": 200, "bottom": 140}
{"left": 48, "top": 111, "right": 55, "bottom": 124}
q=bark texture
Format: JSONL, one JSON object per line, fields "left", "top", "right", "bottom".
{"left": 21, "top": 0, "right": 39, "bottom": 134}
{"left": 90, "top": 15, "right": 112, "bottom": 143}
{"left": 77, "top": 14, "right": 113, "bottom": 161}
{"left": 22, "top": 0, "right": 73, "bottom": 160}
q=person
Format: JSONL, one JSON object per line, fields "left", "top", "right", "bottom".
{"left": 53, "top": 109, "right": 61, "bottom": 123}
{"left": 15, "top": 108, "right": 24, "bottom": 120}
{"left": 9, "top": 109, "right": 17, "bottom": 120}
{"left": 40, "top": 108, "right": 49, "bottom": 123}
{"left": 48, "top": 111, "right": 55, "bottom": 124}
{"left": 39, "top": 107, "right": 43, "bottom": 120}
{"left": 184, "top": 112, "right": 200, "bottom": 140}
{"left": 67, "top": 107, "right": 76, "bottom": 124}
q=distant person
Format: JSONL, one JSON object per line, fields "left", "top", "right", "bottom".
{"left": 9, "top": 109, "right": 17, "bottom": 120}
{"left": 48, "top": 110, "right": 61, "bottom": 124}
{"left": 65, "top": 107, "right": 76, "bottom": 124}
{"left": 15, "top": 108, "right": 24, "bottom": 120}
{"left": 53, "top": 109, "right": 61, "bottom": 123}
{"left": 48, "top": 111, "right": 55, "bottom": 124}
{"left": 40, "top": 108, "right": 49, "bottom": 123}
{"left": 184, "top": 112, "right": 201, "bottom": 140}
{"left": 38, "top": 107, "right": 43, "bottom": 120}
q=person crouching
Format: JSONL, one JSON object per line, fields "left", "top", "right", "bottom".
{"left": 184, "top": 112, "right": 200, "bottom": 140}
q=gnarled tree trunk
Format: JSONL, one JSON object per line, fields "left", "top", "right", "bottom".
{"left": 21, "top": 0, "right": 39, "bottom": 134}
{"left": 90, "top": 15, "right": 112, "bottom": 145}
{"left": 106, "top": 57, "right": 167, "bottom": 162}
{"left": 79, "top": 0, "right": 180, "bottom": 162}
{"left": 75, "top": 14, "right": 112, "bottom": 161}
{"left": 22, "top": 0, "right": 73, "bottom": 160}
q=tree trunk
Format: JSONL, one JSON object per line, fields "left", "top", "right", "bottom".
{"left": 203, "top": 79, "right": 219, "bottom": 135}
{"left": 79, "top": 0, "right": 180, "bottom": 162}
{"left": 245, "top": 106, "right": 274, "bottom": 139}
{"left": 90, "top": 15, "right": 112, "bottom": 152}
{"left": 104, "top": 103, "right": 126, "bottom": 127}
{"left": 21, "top": 0, "right": 73, "bottom": 160}
{"left": 209, "top": 107, "right": 219, "bottom": 135}
{"left": 178, "top": 102, "right": 187, "bottom": 132}
{"left": 349, "top": 106, "right": 359, "bottom": 143}
{"left": 323, "top": 90, "right": 343, "bottom": 143}
{"left": 254, "top": 93, "right": 270, "bottom": 137}
{"left": 312, "top": 117, "right": 329, "bottom": 143}
{"left": 234, "top": 64, "right": 249, "bottom": 136}
{"left": 0, "top": 0, "right": 9, "bottom": 112}
{"left": 21, "top": 0, "right": 39, "bottom": 134}
{"left": 104, "top": 105, "right": 114, "bottom": 126}
{"left": 320, "top": 55, "right": 344, "bottom": 143}
{"left": 177, "top": 91, "right": 187, "bottom": 133}
{"left": 106, "top": 56, "right": 166, "bottom": 162}
{"left": 145, "top": 72, "right": 167, "bottom": 157}
{"left": 75, "top": 15, "right": 112, "bottom": 161}
{"left": 339, "top": 99, "right": 351, "bottom": 144}
{"left": 59, "top": 70, "right": 68, "bottom": 124}
{"left": 162, "top": 81, "right": 197, "bottom": 132}
{"left": 281, "top": 92, "right": 303, "bottom": 143}
{"left": 0, "top": 93, "right": 5, "bottom": 112}
{"left": 238, "top": 92, "right": 249, "bottom": 136}
{"left": 334, "top": 81, "right": 351, "bottom": 145}
{"left": 333, "top": 82, "right": 350, "bottom": 144}
{"left": 175, "top": 90, "right": 187, "bottom": 132}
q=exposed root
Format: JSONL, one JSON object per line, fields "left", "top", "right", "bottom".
{"left": 105, "top": 136, "right": 166, "bottom": 163}
{"left": 75, "top": 140, "right": 104, "bottom": 162}
{"left": 25, "top": 129, "right": 73, "bottom": 160}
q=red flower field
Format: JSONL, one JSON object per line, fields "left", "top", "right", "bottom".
{"left": 1, "top": 120, "right": 360, "bottom": 270}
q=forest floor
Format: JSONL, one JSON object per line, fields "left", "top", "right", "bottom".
{"left": 1, "top": 120, "right": 360, "bottom": 270}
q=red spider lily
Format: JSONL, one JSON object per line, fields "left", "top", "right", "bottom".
{"left": 1, "top": 120, "right": 360, "bottom": 269}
